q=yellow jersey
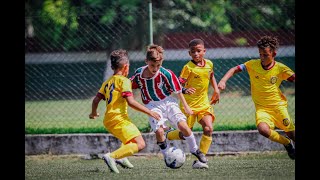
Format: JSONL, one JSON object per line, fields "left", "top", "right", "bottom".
{"left": 98, "top": 75, "right": 132, "bottom": 124}
{"left": 240, "top": 59, "right": 294, "bottom": 107}
{"left": 179, "top": 59, "right": 213, "bottom": 111}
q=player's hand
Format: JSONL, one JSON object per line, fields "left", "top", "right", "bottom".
{"left": 89, "top": 112, "right": 99, "bottom": 119}
{"left": 210, "top": 91, "right": 220, "bottom": 105}
{"left": 218, "top": 81, "right": 226, "bottom": 90}
{"left": 185, "top": 87, "right": 196, "bottom": 94}
{"left": 150, "top": 111, "right": 161, "bottom": 121}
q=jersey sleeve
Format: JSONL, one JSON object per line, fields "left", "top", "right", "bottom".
{"left": 121, "top": 78, "right": 133, "bottom": 98}
{"left": 238, "top": 64, "right": 247, "bottom": 72}
{"left": 179, "top": 65, "right": 190, "bottom": 81}
{"left": 98, "top": 81, "right": 107, "bottom": 96}
{"left": 97, "top": 81, "right": 107, "bottom": 100}
{"left": 280, "top": 64, "right": 295, "bottom": 81}
{"left": 166, "top": 69, "right": 182, "bottom": 93}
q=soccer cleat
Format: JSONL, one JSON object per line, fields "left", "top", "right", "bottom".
{"left": 191, "top": 149, "right": 208, "bottom": 163}
{"left": 102, "top": 153, "right": 120, "bottom": 173}
{"left": 116, "top": 157, "right": 134, "bottom": 169}
{"left": 192, "top": 160, "right": 209, "bottom": 169}
{"left": 283, "top": 139, "right": 295, "bottom": 160}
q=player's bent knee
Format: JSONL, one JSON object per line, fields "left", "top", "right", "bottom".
{"left": 156, "top": 128, "right": 165, "bottom": 135}
{"left": 203, "top": 126, "right": 212, "bottom": 136}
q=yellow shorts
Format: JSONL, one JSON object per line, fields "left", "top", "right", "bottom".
{"left": 104, "top": 115, "right": 141, "bottom": 144}
{"left": 255, "top": 104, "right": 295, "bottom": 132}
{"left": 186, "top": 106, "right": 215, "bottom": 128}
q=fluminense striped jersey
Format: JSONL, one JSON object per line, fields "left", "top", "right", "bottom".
{"left": 130, "top": 65, "right": 182, "bottom": 104}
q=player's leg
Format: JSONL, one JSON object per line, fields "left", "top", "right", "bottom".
{"left": 114, "top": 136, "right": 145, "bottom": 169}
{"left": 177, "top": 120, "right": 207, "bottom": 163}
{"left": 256, "top": 106, "right": 295, "bottom": 159}
{"left": 198, "top": 111, "right": 214, "bottom": 155}
{"left": 102, "top": 120, "right": 142, "bottom": 173}
{"left": 155, "top": 126, "right": 171, "bottom": 157}
{"left": 146, "top": 101, "right": 171, "bottom": 157}
{"left": 256, "top": 107, "right": 291, "bottom": 144}
{"left": 166, "top": 99, "right": 207, "bottom": 163}
{"left": 191, "top": 113, "right": 213, "bottom": 169}
{"left": 274, "top": 106, "right": 295, "bottom": 159}
{"left": 166, "top": 114, "right": 196, "bottom": 140}
{"left": 198, "top": 117, "right": 213, "bottom": 154}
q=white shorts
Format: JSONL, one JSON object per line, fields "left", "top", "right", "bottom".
{"left": 146, "top": 96, "right": 187, "bottom": 132}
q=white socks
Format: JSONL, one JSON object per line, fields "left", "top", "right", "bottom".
{"left": 183, "top": 132, "right": 198, "bottom": 153}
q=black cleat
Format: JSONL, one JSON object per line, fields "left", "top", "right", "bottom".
{"left": 191, "top": 149, "right": 208, "bottom": 163}
{"left": 284, "top": 139, "right": 295, "bottom": 160}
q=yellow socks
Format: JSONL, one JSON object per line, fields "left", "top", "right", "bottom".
{"left": 200, "top": 134, "right": 212, "bottom": 155}
{"left": 268, "top": 129, "right": 290, "bottom": 145}
{"left": 110, "top": 142, "right": 139, "bottom": 159}
{"left": 166, "top": 129, "right": 182, "bottom": 140}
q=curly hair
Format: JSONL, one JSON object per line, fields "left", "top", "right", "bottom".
{"left": 109, "top": 49, "right": 129, "bottom": 70}
{"left": 146, "top": 44, "right": 164, "bottom": 62}
{"left": 257, "top": 36, "right": 279, "bottom": 51}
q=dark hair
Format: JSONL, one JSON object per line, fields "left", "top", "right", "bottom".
{"left": 109, "top": 49, "right": 129, "bottom": 70}
{"left": 257, "top": 36, "right": 279, "bottom": 51}
{"left": 146, "top": 44, "right": 164, "bottom": 62}
{"left": 188, "top": 38, "right": 204, "bottom": 48}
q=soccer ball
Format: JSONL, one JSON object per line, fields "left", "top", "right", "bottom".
{"left": 164, "top": 146, "right": 186, "bottom": 169}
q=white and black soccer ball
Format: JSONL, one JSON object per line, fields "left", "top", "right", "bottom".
{"left": 164, "top": 146, "right": 186, "bottom": 169}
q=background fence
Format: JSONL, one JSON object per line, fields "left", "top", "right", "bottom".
{"left": 25, "top": 0, "right": 295, "bottom": 134}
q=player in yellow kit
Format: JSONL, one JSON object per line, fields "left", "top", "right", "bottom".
{"left": 166, "top": 39, "right": 220, "bottom": 169}
{"left": 89, "top": 49, "right": 160, "bottom": 173}
{"left": 218, "top": 36, "right": 295, "bottom": 159}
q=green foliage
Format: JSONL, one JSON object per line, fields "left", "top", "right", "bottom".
{"left": 25, "top": 0, "right": 295, "bottom": 51}
{"left": 235, "top": 37, "right": 248, "bottom": 46}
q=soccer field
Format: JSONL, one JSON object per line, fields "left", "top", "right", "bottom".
{"left": 25, "top": 151, "right": 295, "bottom": 180}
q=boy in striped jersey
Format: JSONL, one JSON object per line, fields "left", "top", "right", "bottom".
{"left": 218, "top": 36, "right": 295, "bottom": 160}
{"left": 130, "top": 44, "right": 208, "bottom": 166}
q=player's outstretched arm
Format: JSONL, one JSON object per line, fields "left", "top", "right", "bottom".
{"left": 218, "top": 66, "right": 242, "bottom": 91}
{"left": 89, "top": 95, "right": 102, "bottom": 119}
{"left": 125, "top": 96, "right": 161, "bottom": 120}
{"left": 210, "top": 71, "right": 220, "bottom": 105}
{"left": 176, "top": 92, "right": 193, "bottom": 115}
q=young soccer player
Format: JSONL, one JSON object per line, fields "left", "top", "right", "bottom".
{"left": 166, "top": 38, "right": 220, "bottom": 169}
{"left": 217, "top": 36, "right": 295, "bottom": 159}
{"left": 130, "top": 44, "right": 208, "bottom": 166}
{"left": 89, "top": 49, "right": 161, "bottom": 173}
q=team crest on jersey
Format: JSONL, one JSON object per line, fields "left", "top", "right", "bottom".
{"left": 270, "top": 76, "right": 277, "bottom": 84}
{"left": 283, "top": 118, "right": 290, "bottom": 126}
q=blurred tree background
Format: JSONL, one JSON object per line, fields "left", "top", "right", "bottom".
{"left": 25, "top": 0, "right": 294, "bottom": 53}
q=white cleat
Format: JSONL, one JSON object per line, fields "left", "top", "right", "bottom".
{"left": 116, "top": 157, "right": 134, "bottom": 169}
{"left": 102, "top": 153, "right": 120, "bottom": 173}
{"left": 192, "top": 160, "right": 209, "bottom": 169}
